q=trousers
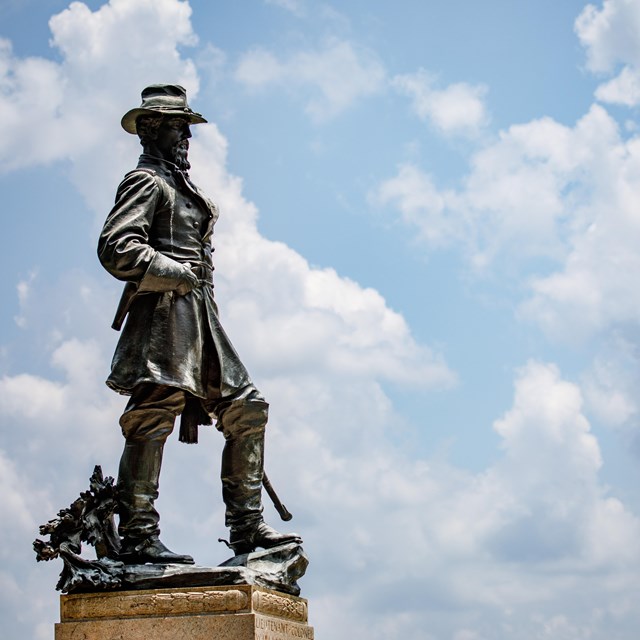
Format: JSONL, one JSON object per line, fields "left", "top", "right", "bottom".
{"left": 117, "top": 382, "right": 269, "bottom": 542}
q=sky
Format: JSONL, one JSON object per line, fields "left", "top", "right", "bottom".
{"left": 2, "top": 0, "right": 640, "bottom": 638}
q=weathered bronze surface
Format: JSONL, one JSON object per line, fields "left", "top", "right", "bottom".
{"left": 35, "top": 85, "right": 305, "bottom": 594}
{"left": 34, "top": 468, "right": 307, "bottom": 595}
{"left": 34, "top": 467, "right": 123, "bottom": 592}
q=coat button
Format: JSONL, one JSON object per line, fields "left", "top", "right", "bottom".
{"left": 194, "top": 221, "right": 199, "bottom": 228}
{"left": 186, "top": 202, "right": 193, "bottom": 208}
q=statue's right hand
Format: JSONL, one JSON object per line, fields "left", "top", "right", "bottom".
{"left": 175, "top": 263, "right": 199, "bottom": 296}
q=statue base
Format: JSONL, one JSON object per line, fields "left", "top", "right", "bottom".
{"left": 55, "top": 584, "right": 313, "bottom": 640}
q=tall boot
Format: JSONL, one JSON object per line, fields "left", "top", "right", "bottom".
{"left": 117, "top": 437, "right": 194, "bottom": 564}
{"left": 221, "top": 427, "right": 302, "bottom": 556}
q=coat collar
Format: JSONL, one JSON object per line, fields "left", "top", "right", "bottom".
{"left": 138, "top": 153, "right": 184, "bottom": 175}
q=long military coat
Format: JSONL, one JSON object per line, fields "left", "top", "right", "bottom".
{"left": 98, "top": 154, "right": 253, "bottom": 405}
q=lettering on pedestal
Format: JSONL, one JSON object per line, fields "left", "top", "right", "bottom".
{"left": 62, "top": 588, "right": 250, "bottom": 620}
{"left": 253, "top": 590, "right": 307, "bottom": 623}
{"left": 255, "top": 616, "right": 314, "bottom": 640}
{"left": 132, "top": 589, "right": 250, "bottom": 616}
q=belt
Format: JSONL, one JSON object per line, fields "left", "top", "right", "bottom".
{"left": 183, "top": 259, "right": 214, "bottom": 285}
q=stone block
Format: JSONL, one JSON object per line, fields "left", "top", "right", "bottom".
{"left": 55, "top": 584, "right": 313, "bottom": 640}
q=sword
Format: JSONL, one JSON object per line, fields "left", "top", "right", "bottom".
{"left": 262, "top": 472, "right": 293, "bottom": 521}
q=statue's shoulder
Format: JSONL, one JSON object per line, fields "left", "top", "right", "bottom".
{"left": 127, "top": 167, "right": 158, "bottom": 178}
{"left": 127, "top": 163, "right": 176, "bottom": 190}
{"left": 122, "top": 167, "right": 160, "bottom": 183}
{"left": 119, "top": 167, "right": 159, "bottom": 184}
{"left": 114, "top": 167, "right": 166, "bottom": 203}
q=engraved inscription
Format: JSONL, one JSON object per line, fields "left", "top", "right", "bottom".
{"left": 62, "top": 588, "right": 250, "bottom": 620}
{"left": 252, "top": 590, "right": 307, "bottom": 623}
{"left": 129, "top": 589, "right": 249, "bottom": 616}
{"left": 255, "top": 616, "right": 314, "bottom": 640}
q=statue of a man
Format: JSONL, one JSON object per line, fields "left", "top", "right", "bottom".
{"left": 98, "top": 84, "right": 301, "bottom": 565}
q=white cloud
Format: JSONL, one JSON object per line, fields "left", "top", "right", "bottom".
{"left": 0, "top": 451, "right": 58, "bottom": 640}
{"left": 0, "top": 38, "right": 66, "bottom": 169}
{"left": 0, "top": 337, "right": 122, "bottom": 464}
{"left": 519, "top": 114, "right": 640, "bottom": 341}
{"left": 369, "top": 164, "right": 453, "bottom": 247}
{"left": 235, "top": 39, "right": 386, "bottom": 121}
{"left": 371, "top": 109, "right": 585, "bottom": 264}
{"left": 582, "top": 336, "right": 639, "bottom": 430}
{"left": 595, "top": 64, "right": 640, "bottom": 105}
{"left": 576, "top": 0, "right": 640, "bottom": 106}
{"left": 0, "top": 450, "right": 42, "bottom": 540}
{"left": 371, "top": 87, "right": 640, "bottom": 467}
{"left": 373, "top": 103, "right": 640, "bottom": 345}
{"left": 487, "top": 361, "right": 640, "bottom": 572}
{"left": 494, "top": 361, "right": 602, "bottom": 489}
{"left": 0, "top": 0, "right": 199, "bottom": 173}
{"left": 575, "top": 0, "right": 640, "bottom": 73}
{"left": 393, "top": 69, "right": 489, "bottom": 137}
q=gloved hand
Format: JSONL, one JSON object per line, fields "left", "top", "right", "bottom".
{"left": 175, "top": 263, "right": 199, "bottom": 296}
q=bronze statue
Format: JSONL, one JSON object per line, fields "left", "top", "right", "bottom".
{"left": 97, "top": 84, "right": 302, "bottom": 565}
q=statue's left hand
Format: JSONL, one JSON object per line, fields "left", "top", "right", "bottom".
{"left": 175, "top": 263, "right": 199, "bottom": 296}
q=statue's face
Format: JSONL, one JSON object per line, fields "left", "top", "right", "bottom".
{"left": 155, "top": 116, "right": 191, "bottom": 158}
{"left": 149, "top": 116, "right": 192, "bottom": 170}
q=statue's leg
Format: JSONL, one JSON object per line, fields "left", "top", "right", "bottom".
{"left": 117, "top": 383, "right": 194, "bottom": 564}
{"left": 216, "top": 386, "right": 302, "bottom": 555}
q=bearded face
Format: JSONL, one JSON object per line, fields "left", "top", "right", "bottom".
{"left": 172, "top": 137, "right": 191, "bottom": 172}
{"left": 137, "top": 115, "right": 192, "bottom": 170}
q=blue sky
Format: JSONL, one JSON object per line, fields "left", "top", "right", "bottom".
{"left": 2, "top": 1, "right": 640, "bottom": 638}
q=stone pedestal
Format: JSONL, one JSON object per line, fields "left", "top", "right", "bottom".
{"left": 55, "top": 584, "right": 314, "bottom": 640}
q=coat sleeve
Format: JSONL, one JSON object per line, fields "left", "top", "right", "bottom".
{"left": 98, "top": 170, "right": 190, "bottom": 292}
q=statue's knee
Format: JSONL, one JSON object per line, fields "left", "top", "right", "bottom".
{"left": 120, "top": 409, "right": 176, "bottom": 442}
{"left": 120, "top": 385, "right": 185, "bottom": 441}
{"left": 218, "top": 396, "right": 269, "bottom": 439}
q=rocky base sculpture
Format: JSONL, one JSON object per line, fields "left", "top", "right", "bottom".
{"left": 33, "top": 466, "right": 123, "bottom": 593}
{"left": 34, "top": 466, "right": 308, "bottom": 597}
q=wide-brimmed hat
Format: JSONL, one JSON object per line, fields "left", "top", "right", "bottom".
{"left": 121, "top": 84, "right": 207, "bottom": 134}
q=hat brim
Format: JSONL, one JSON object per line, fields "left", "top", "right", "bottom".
{"left": 121, "top": 107, "right": 208, "bottom": 134}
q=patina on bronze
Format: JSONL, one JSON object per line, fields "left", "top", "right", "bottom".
{"left": 33, "top": 467, "right": 308, "bottom": 595}
{"left": 97, "top": 84, "right": 302, "bottom": 565}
